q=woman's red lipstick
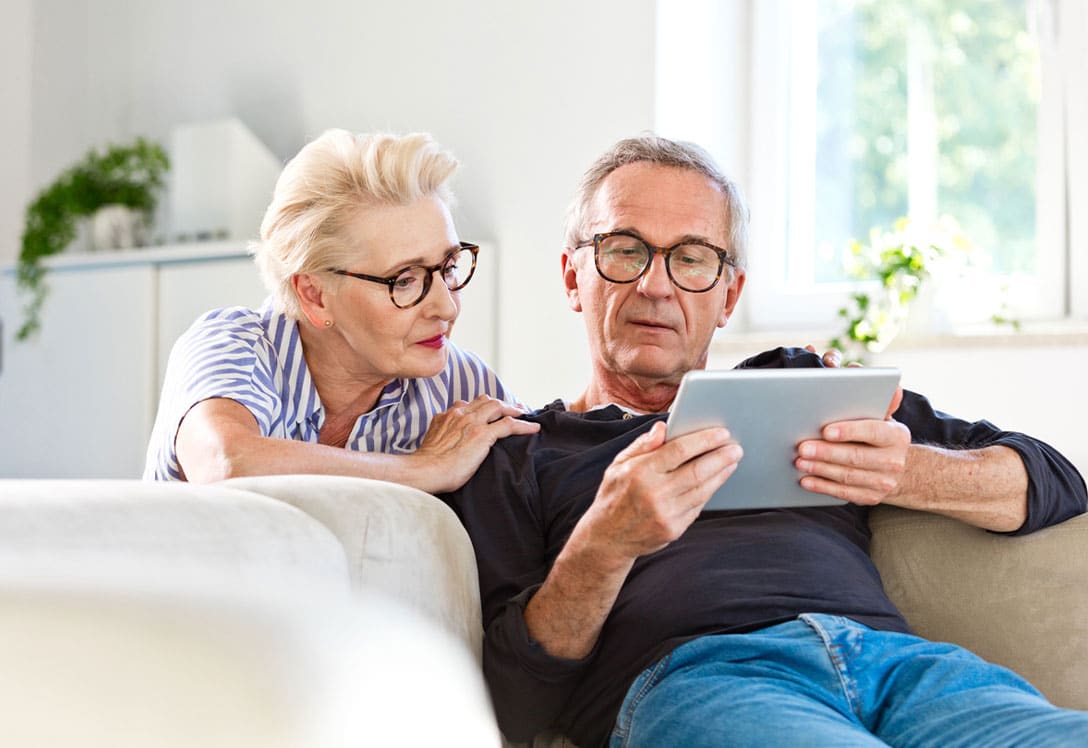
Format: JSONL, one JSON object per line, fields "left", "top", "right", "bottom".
{"left": 418, "top": 335, "right": 446, "bottom": 349}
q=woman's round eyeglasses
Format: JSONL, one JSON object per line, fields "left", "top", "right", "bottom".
{"left": 330, "top": 242, "right": 479, "bottom": 309}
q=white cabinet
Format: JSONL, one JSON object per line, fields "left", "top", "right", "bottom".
{"left": 0, "top": 243, "right": 266, "bottom": 478}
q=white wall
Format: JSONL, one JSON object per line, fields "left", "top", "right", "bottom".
{"left": 0, "top": 0, "right": 33, "bottom": 267}
{"left": 10, "top": 0, "right": 658, "bottom": 406}
{"left": 871, "top": 344, "right": 1088, "bottom": 476}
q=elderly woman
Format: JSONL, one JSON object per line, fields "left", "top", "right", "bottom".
{"left": 145, "top": 129, "right": 537, "bottom": 492}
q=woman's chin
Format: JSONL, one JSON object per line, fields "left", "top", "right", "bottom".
{"left": 402, "top": 347, "right": 449, "bottom": 379}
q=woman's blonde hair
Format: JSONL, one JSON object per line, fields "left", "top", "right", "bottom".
{"left": 252, "top": 129, "right": 459, "bottom": 318}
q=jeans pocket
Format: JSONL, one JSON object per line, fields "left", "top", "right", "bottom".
{"left": 610, "top": 651, "right": 675, "bottom": 747}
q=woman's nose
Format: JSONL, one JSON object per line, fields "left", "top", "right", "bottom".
{"left": 422, "top": 274, "right": 459, "bottom": 319}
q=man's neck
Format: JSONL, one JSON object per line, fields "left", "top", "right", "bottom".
{"left": 569, "top": 372, "right": 680, "bottom": 414}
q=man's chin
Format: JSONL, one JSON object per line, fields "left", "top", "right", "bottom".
{"left": 612, "top": 350, "right": 690, "bottom": 385}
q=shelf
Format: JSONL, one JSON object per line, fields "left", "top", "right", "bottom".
{"left": 1, "top": 240, "right": 252, "bottom": 275}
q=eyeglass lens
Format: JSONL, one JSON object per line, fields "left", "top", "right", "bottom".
{"left": 596, "top": 235, "right": 721, "bottom": 292}
{"left": 391, "top": 248, "right": 474, "bottom": 307}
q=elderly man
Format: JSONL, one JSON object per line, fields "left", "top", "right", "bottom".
{"left": 441, "top": 136, "right": 1088, "bottom": 747}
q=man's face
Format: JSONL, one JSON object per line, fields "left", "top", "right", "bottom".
{"left": 563, "top": 162, "right": 746, "bottom": 387}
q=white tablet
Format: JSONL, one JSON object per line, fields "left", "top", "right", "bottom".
{"left": 665, "top": 367, "right": 901, "bottom": 510}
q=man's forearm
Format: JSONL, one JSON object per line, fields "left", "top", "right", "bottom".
{"left": 523, "top": 525, "right": 635, "bottom": 660}
{"left": 891, "top": 444, "right": 1028, "bottom": 532}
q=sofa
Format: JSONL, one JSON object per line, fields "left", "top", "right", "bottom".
{"left": 0, "top": 477, "right": 498, "bottom": 747}
{"left": 1, "top": 475, "right": 1085, "bottom": 747}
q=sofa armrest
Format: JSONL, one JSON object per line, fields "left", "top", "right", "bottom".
{"left": 0, "top": 575, "right": 500, "bottom": 747}
{"left": 222, "top": 475, "right": 484, "bottom": 662}
{"left": 869, "top": 506, "right": 1088, "bottom": 709}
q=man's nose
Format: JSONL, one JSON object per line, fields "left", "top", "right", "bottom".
{"left": 636, "top": 253, "right": 673, "bottom": 297}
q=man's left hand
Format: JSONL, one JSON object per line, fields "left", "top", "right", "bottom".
{"left": 794, "top": 400, "right": 911, "bottom": 505}
{"left": 803, "top": 344, "right": 843, "bottom": 368}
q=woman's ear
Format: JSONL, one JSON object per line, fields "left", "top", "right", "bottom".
{"left": 562, "top": 249, "right": 583, "bottom": 313}
{"left": 292, "top": 273, "right": 334, "bottom": 328}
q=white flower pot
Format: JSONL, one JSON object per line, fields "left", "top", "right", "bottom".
{"left": 90, "top": 205, "right": 149, "bottom": 251}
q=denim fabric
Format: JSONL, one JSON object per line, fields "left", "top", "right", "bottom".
{"left": 610, "top": 614, "right": 1088, "bottom": 747}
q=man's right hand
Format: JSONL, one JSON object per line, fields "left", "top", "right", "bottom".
{"left": 580, "top": 421, "right": 741, "bottom": 562}
{"left": 523, "top": 421, "right": 740, "bottom": 659}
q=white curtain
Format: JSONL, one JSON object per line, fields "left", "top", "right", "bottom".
{"left": 1059, "top": 0, "right": 1088, "bottom": 317}
{"left": 1037, "top": 0, "right": 1088, "bottom": 319}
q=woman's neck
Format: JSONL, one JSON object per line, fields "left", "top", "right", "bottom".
{"left": 297, "top": 322, "right": 391, "bottom": 421}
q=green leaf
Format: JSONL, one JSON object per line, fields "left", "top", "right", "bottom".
{"left": 16, "top": 137, "right": 169, "bottom": 341}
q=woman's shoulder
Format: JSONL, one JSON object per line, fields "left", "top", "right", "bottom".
{"left": 171, "top": 300, "right": 291, "bottom": 365}
{"left": 190, "top": 302, "right": 268, "bottom": 332}
{"left": 183, "top": 300, "right": 281, "bottom": 345}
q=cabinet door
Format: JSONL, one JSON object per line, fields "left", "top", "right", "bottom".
{"left": 156, "top": 258, "right": 268, "bottom": 391}
{"left": 0, "top": 266, "right": 156, "bottom": 478}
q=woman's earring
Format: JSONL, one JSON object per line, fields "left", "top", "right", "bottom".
{"left": 324, "top": 319, "right": 333, "bottom": 328}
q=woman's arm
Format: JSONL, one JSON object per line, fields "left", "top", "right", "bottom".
{"left": 175, "top": 396, "right": 538, "bottom": 493}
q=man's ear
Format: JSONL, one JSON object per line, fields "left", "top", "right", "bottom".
{"left": 292, "top": 273, "right": 333, "bottom": 328}
{"left": 717, "top": 271, "right": 746, "bottom": 328}
{"left": 561, "top": 249, "right": 583, "bottom": 313}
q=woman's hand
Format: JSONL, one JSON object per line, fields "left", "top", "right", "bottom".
{"left": 412, "top": 395, "right": 541, "bottom": 493}
{"left": 804, "top": 344, "right": 845, "bottom": 368}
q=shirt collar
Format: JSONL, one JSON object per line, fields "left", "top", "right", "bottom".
{"left": 261, "top": 302, "right": 410, "bottom": 434}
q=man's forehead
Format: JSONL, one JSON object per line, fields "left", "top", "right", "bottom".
{"left": 586, "top": 162, "right": 730, "bottom": 243}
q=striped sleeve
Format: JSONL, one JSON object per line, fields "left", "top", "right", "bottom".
{"left": 143, "top": 308, "right": 280, "bottom": 480}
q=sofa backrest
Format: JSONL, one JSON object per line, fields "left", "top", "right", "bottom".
{"left": 0, "top": 479, "right": 350, "bottom": 592}
{"left": 869, "top": 505, "right": 1088, "bottom": 711}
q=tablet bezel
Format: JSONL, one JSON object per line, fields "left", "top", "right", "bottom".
{"left": 665, "top": 367, "right": 902, "bottom": 510}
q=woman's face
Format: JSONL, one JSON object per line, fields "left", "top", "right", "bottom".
{"left": 316, "top": 195, "right": 465, "bottom": 383}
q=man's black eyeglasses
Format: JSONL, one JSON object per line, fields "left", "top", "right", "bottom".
{"left": 574, "top": 231, "right": 736, "bottom": 293}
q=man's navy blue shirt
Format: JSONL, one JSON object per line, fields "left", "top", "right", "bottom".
{"left": 440, "top": 348, "right": 1087, "bottom": 747}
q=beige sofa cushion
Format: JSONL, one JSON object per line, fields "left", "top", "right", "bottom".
{"left": 870, "top": 506, "right": 1088, "bottom": 710}
{"left": 0, "top": 479, "right": 350, "bottom": 591}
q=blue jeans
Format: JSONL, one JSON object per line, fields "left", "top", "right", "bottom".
{"left": 610, "top": 614, "right": 1088, "bottom": 747}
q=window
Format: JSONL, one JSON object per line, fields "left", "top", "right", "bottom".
{"left": 656, "top": 0, "right": 1086, "bottom": 332}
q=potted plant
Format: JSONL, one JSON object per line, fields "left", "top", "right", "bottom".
{"left": 828, "top": 217, "right": 1017, "bottom": 363}
{"left": 16, "top": 137, "right": 169, "bottom": 340}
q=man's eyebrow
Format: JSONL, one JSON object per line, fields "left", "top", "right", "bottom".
{"left": 610, "top": 226, "right": 719, "bottom": 247}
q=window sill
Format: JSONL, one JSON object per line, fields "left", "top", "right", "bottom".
{"left": 711, "top": 319, "right": 1088, "bottom": 362}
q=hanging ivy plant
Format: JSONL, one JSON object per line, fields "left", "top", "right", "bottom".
{"left": 16, "top": 137, "right": 169, "bottom": 340}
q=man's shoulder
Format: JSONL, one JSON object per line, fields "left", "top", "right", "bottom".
{"left": 734, "top": 346, "right": 825, "bottom": 370}
{"left": 522, "top": 400, "right": 662, "bottom": 431}
{"left": 458, "top": 400, "right": 658, "bottom": 479}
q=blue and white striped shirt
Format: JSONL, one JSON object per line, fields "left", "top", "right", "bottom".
{"left": 144, "top": 301, "right": 519, "bottom": 481}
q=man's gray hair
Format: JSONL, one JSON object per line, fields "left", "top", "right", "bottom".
{"left": 564, "top": 134, "right": 749, "bottom": 269}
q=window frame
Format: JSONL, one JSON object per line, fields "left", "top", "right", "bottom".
{"left": 656, "top": 0, "right": 1082, "bottom": 334}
